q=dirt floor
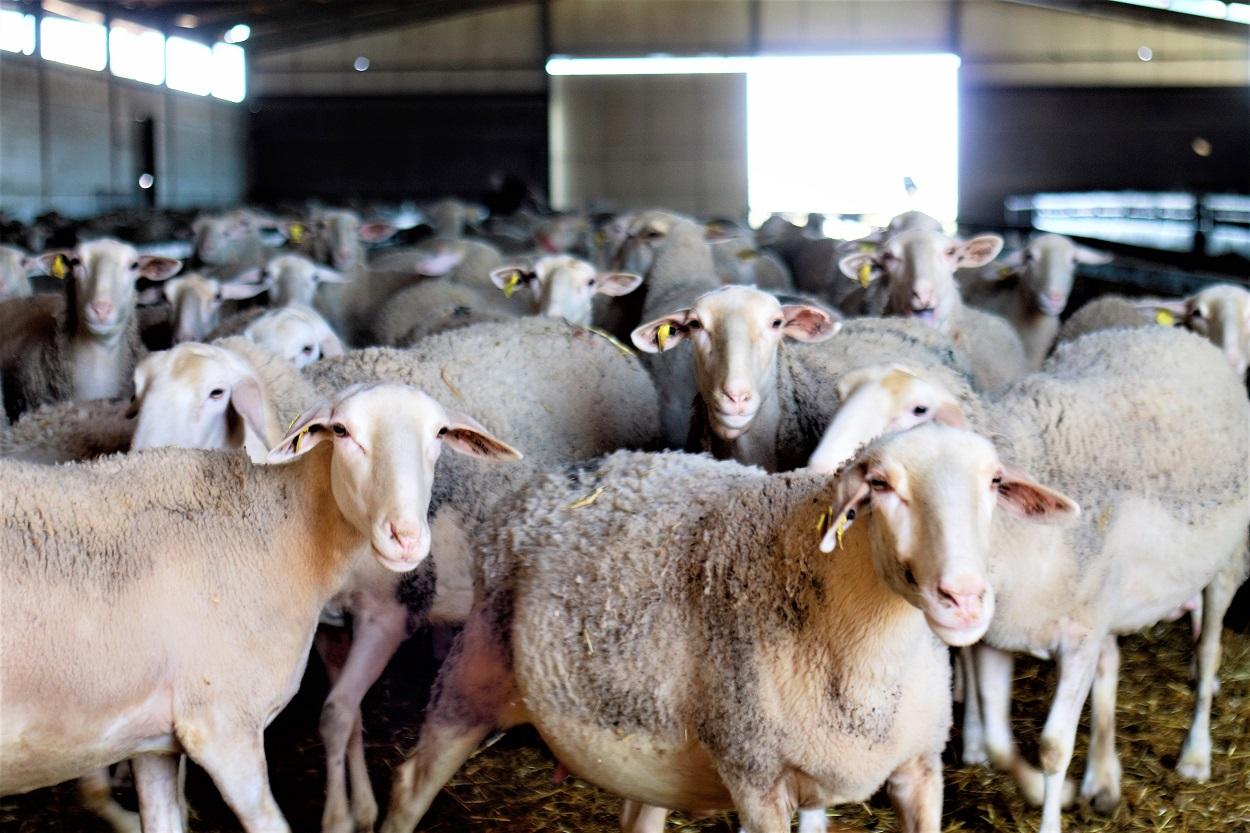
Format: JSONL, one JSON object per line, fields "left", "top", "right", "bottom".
{"left": 2, "top": 620, "right": 1248, "bottom": 833}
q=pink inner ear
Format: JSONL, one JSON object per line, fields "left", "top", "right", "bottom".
{"left": 997, "top": 474, "right": 1079, "bottom": 521}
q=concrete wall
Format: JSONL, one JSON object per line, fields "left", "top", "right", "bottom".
{"left": 0, "top": 53, "right": 247, "bottom": 219}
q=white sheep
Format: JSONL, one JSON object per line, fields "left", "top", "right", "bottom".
{"left": 1138, "top": 283, "right": 1250, "bottom": 376}
{"left": 710, "top": 237, "right": 794, "bottom": 291}
{"left": 633, "top": 284, "right": 978, "bottom": 472}
{"left": 162, "top": 272, "right": 269, "bottom": 344}
{"left": 488, "top": 254, "right": 642, "bottom": 326}
{"left": 242, "top": 304, "right": 344, "bottom": 368}
{"left": 0, "top": 244, "right": 41, "bottom": 300}
{"left": 838, "top": 229, "right": 1029, "bottom": 390}
{"left": 0, "top": 399, "right": 132, "bottom": 464}
{"left": 808, "top": 325, "right": 1250, "bottom": 833}
{"left": 379, "top": 428, "right": 1075, "bottom": 833}
{"left": 372, "top": 279, "right": 518, "bottom": 348}
{"left": 0, "top": 239, "right": 181, "bottom": 419}
{"left": 191, "top": 209, "right": 281, "bottom": 279}
{"left": 1055, "top": 294, "right": 1151, "bottom": 344}
{"left": 962, "top": 234, "right": 1112, "bottom": 367}
{"left": 0, "top": 383, "right": 522, "bottom": 833}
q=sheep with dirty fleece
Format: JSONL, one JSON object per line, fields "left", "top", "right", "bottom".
{"left": 380, "top": 428, "right": 1079, "bottom": 833}
{"left": 372, "top": 279, "right": 519, "bottom": 348}
{"left": 298, "top": 317, "right": 662, "bottom": 833}
{"left": 242, "top": 304, "right": 344, "bottom": 368}
{"left": 488, "top": 254, "right": 643, "bottom": 327}
{"left": 808, "top": 327, "right": 1250, "bottom": 833}
{"left": 635, "top": 284, "right": 980, "bottom": 472}
{"left": 631, "top": 218, "right": 725, "bottom": 446}
{"left": 961, "top": 234, "right": 1111, "bottom": 368}
{"left": 0, "top": 383, "right": 523, "bottom": 833}
{"left": 0, "top": 239, "right": 181, "bottom": 420}
{"left": 838, "top": 229, "right": 1028, "bottom": 391}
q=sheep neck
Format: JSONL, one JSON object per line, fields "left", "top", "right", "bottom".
{"left": 69, "top": 326, "right": 129, "bottom": 401}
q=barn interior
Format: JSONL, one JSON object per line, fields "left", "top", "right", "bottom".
{"left": 1, "top": 1, "right": 1249, "bottom": 832}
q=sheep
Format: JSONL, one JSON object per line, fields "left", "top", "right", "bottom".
{"left": 487, "top": 254, "right": 643, "bottom": 327}
{"left": 0, "top": 244, "right": 41, "bottom": 300}
{"left": 422, "top": 198, "right": 486, "bottom": 239}
{"left": 755, "top": 215, "right": 844, "bottom": 303}
{"left": 1055, "top": 294, "right": 1151, "bottom": 344}
{"left": 837, "top": 229, "right": 1029, "bottom": 391}
{"left": 612, "top": 209, "right": 693, "bottom": 277}
{"left": 0, "top": 399, "right": 132, "bottom": 464}
{"left": 0, "top": 238, "right": 181, "bottom": 420}
{"left": 237, "top": 252, "right": 350, "bottom": 309}
{"left": 371, "top": 238, "right": 508, "bottom": 301}
{"left": 242, "top": 304, "right": 345, "bottom": 368}
{"left": 961, "top": 234, "right": 1112, "bottom": 368}
{"left": 296, "top": 317, "right": 661, "bottom": 833}
{"left": 807, "top": 326, "right": 1250, "bottom": 833}
{"left": 372, "top": 279, "right": 518, "bottom": 348}
{"left": 191, "top": 209, "right": 281, "bottom": 279}
{"left": 632, "top": 218, "right": 724, "bottom": 446}
{"left": 0, "top": 384, "right": 523, "bottom": 833}
{"left": 1137, "top": 283, "right": 1250, "bottom": 376}
{"left": 633, "top": 284, "right": 979, "bottom": 472}
{"left": 710, "top": 237, "right": 794, "bottom": 291}
{"left": 379, "top": 428, "right": 1076, "bottom": 833}
{"left": 162, "top": 272, "right": 269, "bottom": 344}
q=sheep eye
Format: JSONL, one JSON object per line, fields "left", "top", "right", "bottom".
{"left": 869, "top": 478, "right": 889, "bottom": 492}
{"left": 437, "top": 426, "right": 449, "bottom": 437}
{"left": 587, "top": 278, "right": 596, "bottom": 287}
{"left": 209, "top": 388, "right": 225, "bottom": 399}
{"left": 913, "top": 405, "right": 928, "bottom": 416}
{"left": 332, "top": 423, "right": 348, "bottom": 437}
{"left": 301, "top": 345, "right": 314, "bottom": 354}
{"left": 771, "top": 318, "right": 783, "bottom": 329}
{"left": 215, "top": 291, "right": 223, "bottom": 301}
{"left": 992, "top": 475, "right": 1003, "bottom": 487}
{"left": 945, "top": 247, "right": 957, "bottom": 257}
{"left": 687, "top": 320, "right": 701, "bottom": 330}
{"left": 1190, "top": 308, "right": 1203, "bottom": 318}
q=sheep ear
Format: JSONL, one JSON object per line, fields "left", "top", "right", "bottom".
{"left": 955, "top": 236, "right": 1003, "bottom": 268}
{"left": 1073, "top": 245, "right": 1112, "bottom": 265}
{"left": 593, "top": 272, "right": 643, "bottom": 297}
{"left": 317, "top": 326, "right": 345, "bottom": 359}
{"left": 35, "top": 250, "right": 75, "bottom": 279}
{"left": 162, "top": 278, "right": 185, "bottom": 305}
{"left": 819, "top": 465, "right": 871, "bottom": 553}
{"left": 314, "top": 266, "right": 351, "bottom": 284}
{"left": 412, "top": 248, "right": 464, "bottom": 277}
{"left": 838, "top": 251, "right": 882, "bottom": 285}
{"left": 267, "top": 402, "right": 333, "bottom": 463}
{"left": 996, "top": 467, "right": 1080, "bottom": 522}
{"left": 631, "top": 309, "right": 696, "bottom": 353}
{"left": 228, "top": 376, "right": 272, "bottom": 447}
{"left": 1133, "top": 298, "right": 1186, "bottom": 326}
{"left": 137, "top": 256, "right": 182, "bottom": 282}
{"left": 358, "top": 222, "right": 397, "bottom": 244}
{"left": 490, "top": 266, "right": 537, "bottom": 296}
{"left": 781, "top": 304, "right": 839, "bottom": 342}
{"left": 220, "top": 281, "right": 269, "bottom": 301}
{"left": 440, "top": 410, "right": 523, "bottom": 462}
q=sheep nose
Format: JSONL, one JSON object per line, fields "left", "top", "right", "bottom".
{"left": 89, "top": 300, "right": 114, "bottom": 321}
{"left": 1048, "top": 291, "right": 1065, "bottom": 304}
{"left": 937, "top": 580, "right": 987, "bottom": 622}
{"left": 721, "top": 384, "right": 752, "bottom": 405}
{"left": 388, "top": 521, "right": 424, "bottom": 555}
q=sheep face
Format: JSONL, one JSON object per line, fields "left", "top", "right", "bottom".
{"left": 839, "top": 230, "right": 1002, "bottom": 329}
{"left": 164, "top": 274, "right": 268, "bottom": 343}
{"left": 632, "top": 285, "right": 837, "bottom": 441}
{"left": 268, "top": 384, "right": 522, "bottom": 572}
{"left": 822, "top": 424, "right": 1078, "bottom": 646}
{"left": 0, "top": 245, "right": 37, "bottom": 300}
{"left": 1001, "top": 235, "right": 1110, "bottom": 317}
{"left": 1183, "top": 285, "right": 1250, "bottom": 377}
{"left": 245, "top": 305, "right": 343, "bottom": 368}
{"left": 308, "top": 211, "right": 396, "bottom": 271}
{"left": 807, "top": 364, "right": 966, "bottom": 475}
{"left": 192, "top": 211, "right": 255, "bottom": 265}
{"left": 40, "top": 239, "right": 181, "bottom": 338}
{"left": 131, "top": 343, "right": 270, "bottom": 457}
{"left": 251, "top": 254, "right": 347, "bottom": 308}
{"left": 613, "top": 211, "right": 679, "bottom": 275}
{"left": 491, "top": 255, "right": 642, "bottom": 326}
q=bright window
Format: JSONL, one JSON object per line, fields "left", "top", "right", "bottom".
{"left": 40, "top": 14, "right": 106, "bottom": 71}
{"left": 165, "top": 35, "right": 212, "bottom": 95}
{"left": 0, "top": 10, "right": 36, "bottom": 55}
{"left": 110, "top": 21, "right": 164, "bottom": 85}
{"left": 211, "top": 42, "right": 246, "bottom": 102}
{"left": 747, "top": 55, "right": 960, "bottom": 234}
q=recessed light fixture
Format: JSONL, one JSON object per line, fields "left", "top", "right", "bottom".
{"left": 1137, "top": 45, "right": 1153, "bottom": 61}
{"left": 138, "top": 173, "right": 154, "bottom": 189}
{"left": 353, "top": 56, "right": 370, "bottom": 72}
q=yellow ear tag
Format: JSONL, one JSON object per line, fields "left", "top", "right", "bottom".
{"left": 503, "top": 273, "right": 521, "bottom": 299}
{"left": 595, "top": 230, "right": 607, "bottom": 246}
{"left": 998, "top": 266, "right": 1014, "bottom": 279}
{"left": 858, "top": 242, "right": 875, "bottom": 253}
{"left": 286, "top": 414, "right": 300, "bottom": 432}
{"left": 736, "top": 249, "right": 759, "bottom": 262}
{"left": 289, "top": 223, "right": 305, "bottom": 245}
{"left": 857, "top": 261, "right": 872, "bottom": 288}
{"left": 1155, "top": 309, "right": 1176, "bottom": 327}
{"left": 656, "top": 322, "right": 673, "bottom": 350}
{"left": 51, "top": 254, "right": 68, "bottom": 280}
{"left": 834, "top": 513, "right": 848, "bottom": 550}
{"left": 293, "top": 425, "right": 311, "bottom": 454}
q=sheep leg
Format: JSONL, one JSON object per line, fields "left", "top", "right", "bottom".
{"left": 958, "top": 647, "right": 988, "bottom": 765}
{"left": 721, "top": 776, "right": 791, "bottom": 833}
{"left": 380, "top": 609, "right": 519, "bottom": 833}
{"left": 79, "top": 767, "right": 141, "bottom": 833}
{"left": 886, "top": 751, "right": 943, "bottom": 833}
{"left": 133, "top": 753, "right": 185, "bottom": 833}
{"left": 1178, "top": 565, "right": 1240, "bottom": 781}
{"left": 185, "top": 722, "right": 290, "bottom": 833}
{"left": 974, "top": 645, "right": 1014, "bottom": 770}
{"left": 1079, "top": 635, "right": 1121, "bottom": 814}
{"left": 796, "top": 807, "right": 830, "bottom": 833}
{"left": 320, "top": 602, "right": 409, "bottom": 833}
{"left": 619, "top": 799, "right": 668, "bottom": 833}
{"left": 1036, "top": 637, "right": 1100, "bottom": 833}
